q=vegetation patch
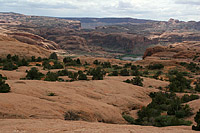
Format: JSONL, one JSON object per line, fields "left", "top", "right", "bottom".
{"left": 0, "top": 74, "right": 10, "bottom": 93}
{"left": 123, "top": 92, "right": 194, "bottom": 127}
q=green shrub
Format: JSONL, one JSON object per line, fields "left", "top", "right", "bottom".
{"left": 153, "top": 71, "right": 162, "bottom": 79}
{"left": 26, "top": 67, "right": 44, "bottom": 80}
{"left": 195, "top": 84, "right": 200, "bottom": 92}
{"left": 124, "top": 76, "right": 143, "bottom": 86}
{"left": 108, "top": 71, "right": 118, "bottom": 76}
{"left": 76, "top": 58, "right": 81, "bottom": 65}
{"left": 124, "top": 79, "right": 131, "bottom": 83}
{"left": 154, "top": 115, "right": 192, "bottom": 127}
{"left": 3, "top": 62, "right": 18, "bottom": 71}
{"left": 51, "top": 61, "right": 63, "bottom": 69}
{"left": 42, "top": 60, "right": 51, "bottom": 70}
{"left": 91, "top": 67, "right": 105, "bottom": 80}
{"left": 131, "top": 69, "right": 142, "bottom": 76}
{"left": 31, "top": 56, "right": 36, "bottom": 62}
{"left": 192, "top": 109, "right": 200, "bottom": 131}
{"left": 7, "top": 54, "right": 11, "bottom": 60}
{"left": 143, "top": 70, "right": 149, "bottom": 75}
{"left": 57, "top": 69, "right": 68, "bottom": 76}
{"left": 93, "top": 60, "right": 101, "bottom": 65}
{"left": 64, "top": 111, "right": 80, "bottom": 121}
{"left": 68, "top": 72, "right": 78, "bottom": 81}
{"left": 48, "top": 92, "right": 56, "bottom": 96}
{"left": 180, "top": 62, "right": 200, "bottom": 72}
{"left": 132, "top": 76, "right": 143, "bottom": 86}
{"left": 169, "top": 72, "right": 191, "bottom": 92}
{"left": 124, "top": 63, "right": 132, "bottom": 68}
{"left": 148, "top": 64, "right": 164, "bottom": 70}
{"left": 36, "top": 57, "right": 42, "bottom": 62}
{"left": 45, "top": 72, "right": 59, "bottom": 81}
{"left": 18, "top": 58, "right": 29, "bottom": 66}
{"left": 120, "top": 69, "right": 130, "bottom": 76}
{"left": 135, "top": 92, "right": 193, "bottom": 127}
{"left": 49, "top": 52, "right": 58, "bottom": 60}
{"left": 167, "top": 99, "right": 193, "bottom": 118}
{"left": 78, "top": 73, "right": 87, "bottom": 80}
{"left": 181, "top": 94, "right": 199, "bottom": 103}
{"left": 63, "top": 57, "right": 73, "bottom": 63}
{"left": 122, "top": 115, "right": 135, "bottom": 124}
{"left": 101, "top": 62, "right": 111, "bottom": 68}
{"left": 112, "top": 65, "right": 122, "bottom": 70}
{"left": 63, "top": 57, "right": 81, "bottom": 66}
{"left": 0, "top": 75, "right": 10, "bottom": 93}
{"left": 11, "top": 55, "right": 19, "bottom": 62}
{"left": 131, "top": 65, "right": 137, "bottom": 70}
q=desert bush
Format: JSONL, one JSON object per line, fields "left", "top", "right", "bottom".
{"left": 101, "top": 62, "right": 111, "bottom": 68}
{"left": 181, "top": 94, "right": 199, "bottom": 103}
{"left": 122, "top": 115, "right": 135, "bottom": 124}
{"left": 0, "top": 74, "right": 10, "bottom": 93}
{"left": 42, "top": 60, "right": 51, "bottom": 70}
{"left": 112, "top": 65, "right": 122, "bottom": 70}
{"left": 131, "top": 65, "right": 137, "bottom": 70}
{"left": 51, "top": 61, "right": 63, "bottom": 69}
{"left": 93, "top": 60, "right": 101, "bottom": 65}
{"left": 153, "top": 71, "right": 162, "bottom": 79}
{"left": 57, "top": 69, "right": 68, "bottom": 76}
{"left": 195, "top": 84, "right": 200, "bottom": 92}
{"left": 148, "top": 64, "right": 164, "bottom": 70}
{"left": 91, "top": 67, "right": 105, "bottom": 80}
{"left": 63, "top": 57, "right": 73, "bottom": 63}
{"left": 45, "top": 72, "right": 59, "bottom": 81}
{"left": 64, "top": 111, "right": 80, "bottom": 121}
{"left": 48, "top": 92, "right": 56, "bottom": 96}
{"left": 11, "top": 55, "right": 19, "bottom": 62}
{"left": 26, "top": 67, "right": 44, "bottom": 80}
{"left": 132, "top": 76, "right": 143, "bottom": 86}
{"left": 124, "top": 76, "right": 143, "bottom": 86}
{"left": 154, "top": 115, "right": 192, "bottom": 127}
{"left": 120, "top": 69, "right": 130, "bottom": 76}
{"left": 180, "top": 62, "right": 200, "bottom": 73}
{"left": 19, "top": 58, "right": 29, "bottom": 66}
{"left": 124, "top": 79, "right": 131, "bottom": 83}
{"left": 108, "top": 71, "right": 119, "bottom": 76}
{"left": 169, "top": 72, "right": 191, "bottom": 92}
{"left": 36, "top": 57, "right": 42, "bottom": 62}
{"left": 167, "top": 99, "right": 193, "bottom": 118}
{"left": 63, "top": 57, "right": 81, "bottom": 66}
{"left": 3, "top": 62, "right": 18, "bottom": 71}
{"left": 135, "top": 92, "right": 193, "bottom": 127}
{"left": 31, "top": 56, "right": 36, "bottom": 62}
{"left": 49, "top": 52, "right": 58, "bottom": 60}
{"left": 78, "top": 73, "right": 87, "bottom": 80}
{"left": 68, "top": 72, "right": 78, "bottom": 81}
{"left": 76, "top": 58, "right": 81, "bottom": 65}
{"left": 192, "top": 109, "right": 200, "bottom": 131}
{"left": 131, "top": 69, "right": 142, "bottom": 76}
{"left": 124, "top": 63, "right": 132, "bottom": 68}
{"left": 143, "top": 70, "right": 149, "bottom": 75}
{"left": 7, "top": 54, "right": 11, "bottom": 60}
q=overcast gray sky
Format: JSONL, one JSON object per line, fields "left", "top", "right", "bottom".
{"left": 0, "top": 0, "right": 200, "bottom": 21}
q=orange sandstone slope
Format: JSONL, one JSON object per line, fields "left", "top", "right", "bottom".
{"left": 0, "top": 34, "right": 51, "bottom": 58}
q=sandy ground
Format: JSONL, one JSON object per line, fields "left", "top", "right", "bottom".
{"left": 0, "top": 119, "right": 195, "bottom": 133}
